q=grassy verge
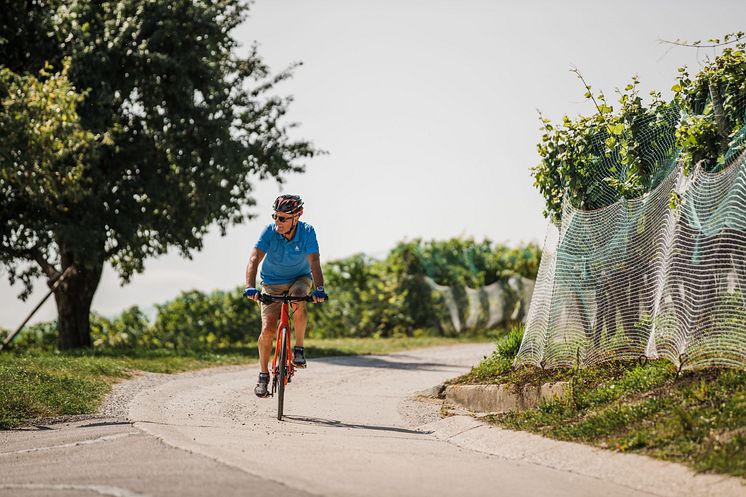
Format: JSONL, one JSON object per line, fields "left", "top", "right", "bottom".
{"left": 0, "top": 335, "right": 485, "bottom": 430}
{"left": 452, "top": 326, "right": 746, "bottom": 478}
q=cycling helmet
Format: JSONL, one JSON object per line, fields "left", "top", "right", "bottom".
{"left": 272, "top": 194, "right": 304, "bottom": 215}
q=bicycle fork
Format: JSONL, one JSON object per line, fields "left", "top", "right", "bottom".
{"left": 270, "top": 329, "right": 295, "bottom": 396}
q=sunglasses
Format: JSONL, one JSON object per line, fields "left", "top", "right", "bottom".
{"left": 272, "top": 213, "right": 293, "bottom": 222}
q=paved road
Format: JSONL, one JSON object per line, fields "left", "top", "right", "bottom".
{"left": 126, "top": 344, "right": 653, "bottom": 497}
{"left": 0, "top": 416, "right": 312, "bottom": 497}
{"left": 2, "top": 344, "right": 744, "bottom": 497}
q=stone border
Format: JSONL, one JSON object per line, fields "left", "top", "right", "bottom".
{"left": 444, "top": 381, "right": 568, "bottom": 413}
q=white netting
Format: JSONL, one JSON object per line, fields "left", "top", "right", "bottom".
{"left": 426, "top": 275, "right": 534, "bottom": 333}
{"left": 516, "top": 144, "right": 746, "bottom": 371}
{"left": 465, "top": 286, "right": 481, "bottom": 329}
{"left": 484, "top": 282, "right": 506, "bottom": 327}
{"left": 425, "top": 277, "right": 462, "bottom": 332}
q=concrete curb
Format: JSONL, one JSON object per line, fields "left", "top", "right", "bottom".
{"left": 422, "top": 415, "right": 746, "bottom": 497}
{"left": 444, "top": 382, "right": 568, "bottom": 413}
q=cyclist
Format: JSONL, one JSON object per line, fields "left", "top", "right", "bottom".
{"left": 244, "top": 194, "right": 327, "bottom": 398}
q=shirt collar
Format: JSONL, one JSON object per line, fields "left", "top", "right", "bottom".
{"left": 273, "top": 222, "right": 300, "bottom": 242}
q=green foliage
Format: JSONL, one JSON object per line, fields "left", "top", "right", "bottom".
{"left": 91, "top": 306, "right": 150, "bottom": 349}
{"left": 150, "top": 288, "right": 261, "bottom": 350}
{"left": 0, "top": 60, "right": 98, "bottom": 296}
{"left": 5, "top": 289, "right": 261, "bottom": 352}
{"left": 533, "top": 72, "right": 679, "bottom": 221}
{"left": 0, "top": 1, "right": 318, "bottom": 347}
{"left": 3, "top": 237, "right": 538, "bottom": 350}
{"left": 533, "top": 36, "right": 746, "bottom": 221}
{"left": 393, "top": 238, "right": 540, "bottom": 335}
{"left": 2, "top": 321, "right": 58, "bottom": 351}
{"left": 90, "top": 288, "right": 262, "bottom": 351}
{"left": 308, "top": 254, "right": 411, "bottom": 338}
{"left": 495, "top": 325, "right": 525, "bottom": 359}
{"left": 674, "top": 38, "right": 746, "bottom": 173}
{"left": 391, "top": 238, "right": 540, "bottom": 286}
{"left": 0, "top": 1, "right": 60, "bottom": 72}
{"left": 309, "top": 239, "right": 541, "bottom": 338}
{"left": 452, "top": 324, "right": 524, "bottom": 383}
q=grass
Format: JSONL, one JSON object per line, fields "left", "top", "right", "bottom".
{"left": 453, "top": 326, "right": 746, "bottom": 478}
{"left": 0, "top": 335, "right": 486, "bottom": 430}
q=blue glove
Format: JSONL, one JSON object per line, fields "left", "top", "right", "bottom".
{"left": 311, "top": 289, "right": 328, "bottom": 302}
{"left": 244, "top": 287, "right": 259, "bottom": 300}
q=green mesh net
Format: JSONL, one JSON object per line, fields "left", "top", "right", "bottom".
{"left": 517, "top": 98, "right": 746, "bottom": 371}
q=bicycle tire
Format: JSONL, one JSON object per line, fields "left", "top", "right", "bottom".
{"left": 277, "top": 327, "right": 288, "bottom": 420}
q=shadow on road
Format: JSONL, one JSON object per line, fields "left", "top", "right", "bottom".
{"left": 283, "top": 415, "right": 433, "bottom": 435}
{"left": 79, "top": 420, "right": 133, "bottom": 429}
{"left": 134, "top": 420, "right": 220, "bottom": 429}
{"left": 314, "top": 354, "right": 467, "bottom": 372}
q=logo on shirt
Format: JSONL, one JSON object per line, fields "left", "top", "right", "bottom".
{"left": 294, "top": 245, "right": 300, "bottom": 252}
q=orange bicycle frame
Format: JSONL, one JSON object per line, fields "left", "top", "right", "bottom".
{"left": 270, "top": 300, "right": 294, "bottom": 385}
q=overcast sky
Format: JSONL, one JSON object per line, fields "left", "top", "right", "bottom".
{"left": 2, "top": 0, "right": 745, "bottom": 328}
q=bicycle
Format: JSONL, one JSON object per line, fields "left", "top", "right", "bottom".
{"left": 257, "top": 293, "right": 326, "bottom": 420}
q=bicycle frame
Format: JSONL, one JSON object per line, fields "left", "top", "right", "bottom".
{"left": 258, "top": 293, "right": 316, "bottom": 420}
{"left": 271, "top": 300, "right": 294, "bottom": 407}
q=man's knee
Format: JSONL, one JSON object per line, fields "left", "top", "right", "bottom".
{"left": 259, "top": 321, "right": 277, "bottom": 341}
{"left": 291, "top": 301, "right": 307, "bottom": 317}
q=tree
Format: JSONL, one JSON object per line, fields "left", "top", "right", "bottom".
{"left": 0, "top": 1, "right": 318, "bottom": 348}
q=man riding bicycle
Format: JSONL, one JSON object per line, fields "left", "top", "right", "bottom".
{"left": 244, "top": 194, "right": 327, "bottom": 398}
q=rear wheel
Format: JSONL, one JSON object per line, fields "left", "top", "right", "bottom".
{"left": 277, "top": 327, "right": 288, "bottom": 420}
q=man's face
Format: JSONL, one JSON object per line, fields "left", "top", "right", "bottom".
{"left": 273, "top": 211, "right": 297, "bottom": 234}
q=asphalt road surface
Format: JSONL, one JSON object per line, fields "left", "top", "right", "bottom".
{"left": 2, "top": 344, "right": 744, "bottom": 497}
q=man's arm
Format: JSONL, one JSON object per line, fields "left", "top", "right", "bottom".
{"left": 245, "top": 247, "right": 266, "bottom": 295}
{"left": 308, "top": 252, "right": 324, "bottom": 296}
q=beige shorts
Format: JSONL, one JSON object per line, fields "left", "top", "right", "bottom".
{"left": 260, "top": 277, "right": 313, "bottom": 322}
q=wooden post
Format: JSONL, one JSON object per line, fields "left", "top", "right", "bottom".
{"left": 0, "top": 266, "right": 74, "bottom": 352}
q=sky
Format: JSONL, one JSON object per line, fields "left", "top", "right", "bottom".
{"left": 2, "top": 0, "right": 745, "bottom": 329}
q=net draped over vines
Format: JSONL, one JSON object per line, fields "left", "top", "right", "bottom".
{"left": 426, "top": 275, "right": 535, "bottom": 333}
{"left": 516, "top": 114, "right": 746, "bottom": 371}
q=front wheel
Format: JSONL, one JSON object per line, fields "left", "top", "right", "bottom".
{"left": 277, "top": 327, "right": 288, "bottom": 421}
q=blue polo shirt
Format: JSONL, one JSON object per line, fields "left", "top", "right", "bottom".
{"left": 255, "top": 221, "right": 320, "bottom": 285}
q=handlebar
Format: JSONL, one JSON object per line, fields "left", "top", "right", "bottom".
{"left": 257, "top": 293, "right": 328, "bottom": 304}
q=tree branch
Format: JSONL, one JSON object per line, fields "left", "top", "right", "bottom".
{"left": 571, "top": 67, "right": 613, "bottom": 133}
{"left": 3, "top": 244, "right": 61, "bottom": 280}
{"left": 659, "top": 32, "right": 745, "bottom": 49}
{"left": 709, "top": 80, "right": 731, "bottom": 151}
{"left": 32, "top": 251, "right": 59, "bottom": 280}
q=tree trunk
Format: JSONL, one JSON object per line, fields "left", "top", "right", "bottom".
{"left": 54, "top": 260, "right": 104, "bottom": 349}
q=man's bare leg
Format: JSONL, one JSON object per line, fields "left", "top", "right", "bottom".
{"left": 291, "top": 302, "right": 308, "bottom": 347}
{"left": 289, "top": 286, "right": 309, "bottom": 367}
{"left": 258, "top": 315, "right": 277, "bottom": 373}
